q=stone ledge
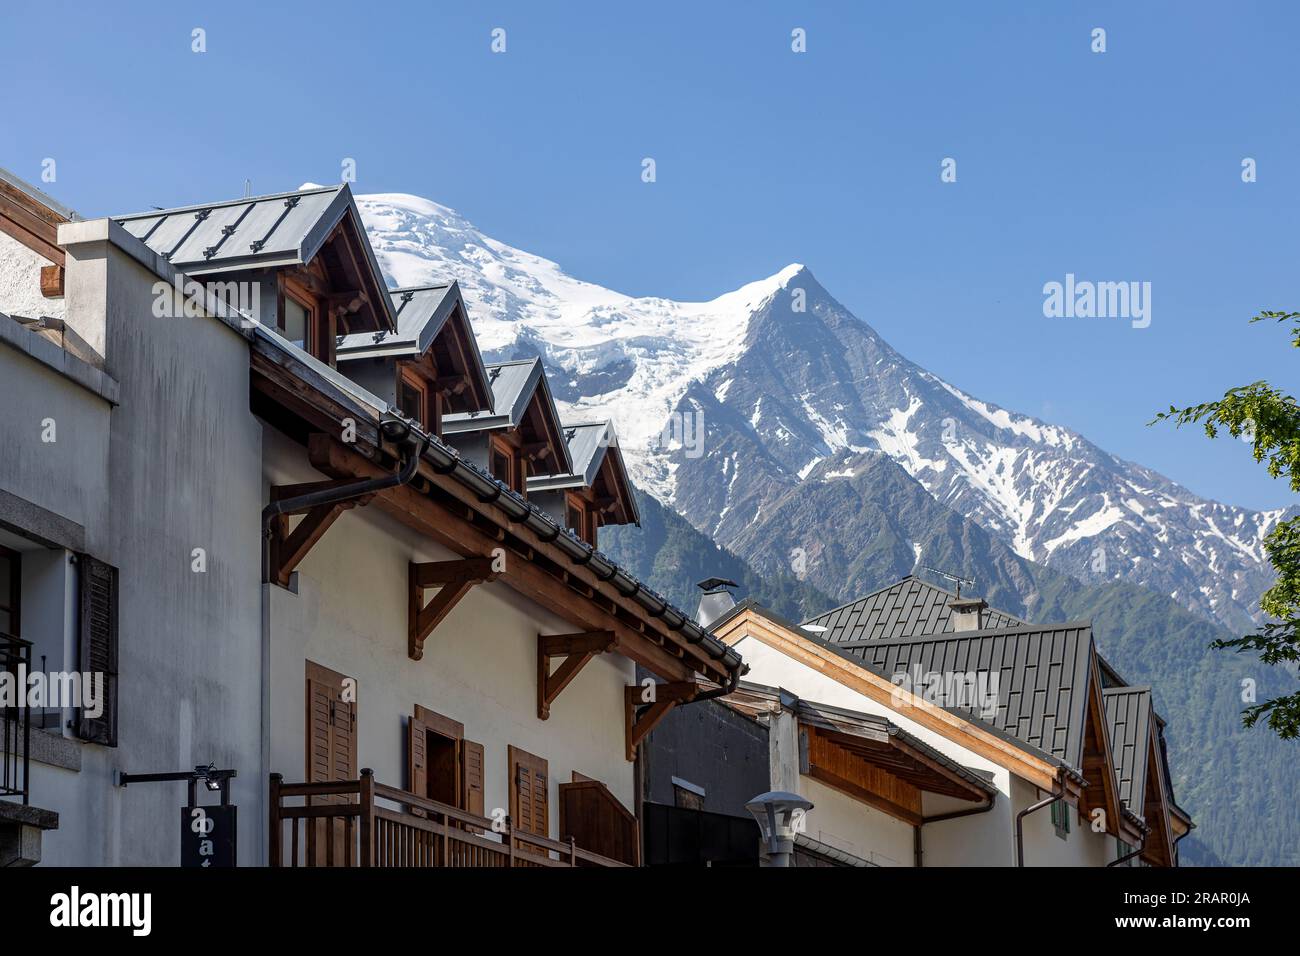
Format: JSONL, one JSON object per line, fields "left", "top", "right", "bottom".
{"left": 0, "top": 799, "right": 59, "bottom": 831}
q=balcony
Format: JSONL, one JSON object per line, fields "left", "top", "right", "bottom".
{"left": 269, "top": 769, "right": 629, "bottom": 867}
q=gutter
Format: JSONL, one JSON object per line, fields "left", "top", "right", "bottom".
{"left": 257, "top": 417, "right": 427, "bottom": 864}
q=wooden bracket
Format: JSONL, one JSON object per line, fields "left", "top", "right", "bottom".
{"left": 267, "top": 481, "right": 370, "bottom": 587}
{"left": 408, "top": 558, "right": 500, "bottom": 661}
{"left": 624, "top": 681, "right": 699, "bottom": 761}
{"left": 538, "top": 630, "right": 617, "bottom": 720}
{"left": 40, "top": 264, "right": 65, "bottom": 299}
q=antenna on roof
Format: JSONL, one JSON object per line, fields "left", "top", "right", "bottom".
{"left": 243, "top": 179, "right": 252, "bottom": 198}
{"left": 919, "top": 565, "right": 975, "bottom": 598}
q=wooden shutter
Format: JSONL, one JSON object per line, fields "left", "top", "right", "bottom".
{"left": 508, "top": 745, "right": 549, "bottom": 840}
{"left": 305, "top": 661, "right": 357, "bottom": 785}
{"left": 408, "top": 716, "right": 429, "bottom": 798}
{"left": 460, "top": 739, "right": 485, "bottom": 818}
{"left": 76, "top": 555, "right": 118, "bottom": 746}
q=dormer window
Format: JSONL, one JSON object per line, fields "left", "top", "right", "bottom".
{"left": 395, "top": 368, "right": 443, "bottom": 436}
{"left": 279, "top": 276, "right": 323, "bottom": 360}
{"left": 283, "top": 294, "right": 310, "bottom": 350}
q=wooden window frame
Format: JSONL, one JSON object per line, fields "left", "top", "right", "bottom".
{"left": 489, "top": 435, "right": 522, "bottom": 493}
{"left": 278, "top": 276, "right": 325, "bottom": 362}
{"left": 0, "top": 544, "right": 20, "bottom": 637}
{"left": 397, "top": 368, "right": 431, "bottom": 431}
{"left": 407, "top": 705, "right": 485, "bottom": 827}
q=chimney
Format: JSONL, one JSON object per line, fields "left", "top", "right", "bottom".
{"left": 695, "top": 577, "right": 739, "bottom": 630}
{"left": 948, "top": 596, "right": 988, "bottom": 632}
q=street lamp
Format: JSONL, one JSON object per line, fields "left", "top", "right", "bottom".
{"left": 746, "top": 790, "right": 813, "bottom": 867}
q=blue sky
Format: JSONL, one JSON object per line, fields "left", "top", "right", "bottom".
{"left": 3, "top": 1, "right": 1297, "bottom": 510}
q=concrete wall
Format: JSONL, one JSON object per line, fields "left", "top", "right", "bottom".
{"left": 263, "top": 427, "right": 637, "bottom": 837}
{"left": 640, "top": 696, "right": 770, "bottom": 817}
{"left": 15, "top": 226, "right": 265, "bottom": 865}
{"left": 0, "top": 336, "right": 110, "bottom": 537}
{"left": 0, "top": 230, "right": 64, "bottom": 321}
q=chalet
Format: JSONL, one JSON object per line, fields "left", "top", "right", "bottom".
{"left": 335, "top": 282, "right": 493, "bottom": 438}
{"left": 526, "top": 421, "right": 640, "bottom": 548}
{"left": 0, "top": 173, "right": 744, "bottom": 867}
{"left": 641, "top": 576, "right": 1192, "bottom": 866}
{"left": 441, "top": 358, "right": 571, "bottom": 497}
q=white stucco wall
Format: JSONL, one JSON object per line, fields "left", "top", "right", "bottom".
{"left": 0, "top": 230, "right": 64, "bottom": 321}
{"left": 1012, "top": 775, "right": 1114, "bottom": 867}
{"left": 799, "top": 774, "right": 914, "bottom": 866}
{"left": 264, "top": 428, "right": 637, "bottom": 837}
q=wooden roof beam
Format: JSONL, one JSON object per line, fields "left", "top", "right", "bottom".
{"left": 624, "top": 681, "right": 698, "bottom": 761}
{"left": 538, "top": 630, "right": 617, "bottom": 720}
{"left": 408, "top": 558, "right": 500, "bottom": 661}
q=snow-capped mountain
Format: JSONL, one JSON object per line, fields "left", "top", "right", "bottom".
{"left": 356, "top": 190, "right": 1286, "bottom": 630}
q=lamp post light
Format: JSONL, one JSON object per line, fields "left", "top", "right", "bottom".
{"left": 746, "top": 790, "right": 813, "bottom": 867}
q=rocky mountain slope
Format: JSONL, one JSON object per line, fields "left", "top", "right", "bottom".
{"left": 356, "top": 190, "right": 1285, "bottom": 633}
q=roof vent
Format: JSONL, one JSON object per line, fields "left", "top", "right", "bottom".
{"left": 695, "top": 577, "right": 739, "bottom": 630}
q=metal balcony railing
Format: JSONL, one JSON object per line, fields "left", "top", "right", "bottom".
{"left": 0, "top": 632, "right": 32, "bottom": 804}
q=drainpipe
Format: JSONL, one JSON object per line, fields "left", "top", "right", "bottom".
{"left": 257, "top": 415, "right": 428, "bottom": 863}
{"left": 1015, "top": 774, "right": 1066, "bottom": 867}
{"left": 1108, "top": 830, "right": 1147, "bottom": 867}
{"left": 914, "top": 796, "right": 997, "bottom": 868}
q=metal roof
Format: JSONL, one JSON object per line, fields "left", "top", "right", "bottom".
{"left": 336, "top": 283, "right": 460, "bottom": 359}
{"left": 803, "top": 575, "right": 1025, "bottom": 643}
{"left": 840, "top": 623, "right": 1095, "bottom": 770}
{"left": 442, "top": 358, "right": 542, "bottom": 433}
{"left": 722, "top": 597, "right": 1096, "bottom": 772}
{"left": 524, "top": 420, "right": 643, "bottom": 525}
{"left": 113, "top": 184, "right": 394, "bottom": 331}
{"left": 1103, "top": 686, "right": 1152, "bottom": 817}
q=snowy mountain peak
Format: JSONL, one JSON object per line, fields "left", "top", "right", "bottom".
{"left": 355, "top": 190, "right": 1283, "bottom": 631}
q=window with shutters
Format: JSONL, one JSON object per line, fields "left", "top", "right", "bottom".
{"left": 406, "top": 705, "right": 485, "bottom": 823}
{"left": 76, "top": 554, "right": 118, "bottom": 746}
{"left": 508, "top": 745, "right": 549, "bottom": 843}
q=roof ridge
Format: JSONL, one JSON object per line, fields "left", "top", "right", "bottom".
{"left": 113, "top": 183, "right": 345, "bottom": 221}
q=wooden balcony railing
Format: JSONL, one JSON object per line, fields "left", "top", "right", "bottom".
{"left": 269, "top": 769, "right": 629, "bottom": 867}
